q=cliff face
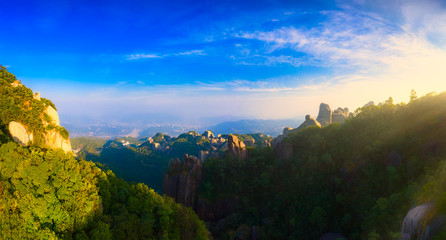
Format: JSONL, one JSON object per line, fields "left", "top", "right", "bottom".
{"left": 7, "top": 106, "right": 72, "bottom": 153}
{"left": 162, "top": 154, "right": 202, "bottom": 208}
{"left": 2, "top": 77, "right": 72, "bottom": 153}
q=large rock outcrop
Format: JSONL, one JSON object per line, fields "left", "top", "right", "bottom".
{"left": 297, "top": 115, "right": 322, "bottom": 130}
{"left": 44, "top": 105, "right": 60, "bottom": 125}
{"left": 316, "top": 103, "right": 332, "bottom": 127}
{"left": 44, "top": 129, "right": 72, "bottom": 153}
{"left": 333, "top": 107, "right": 350, "bottom": 124}
{"left": 8, "top": 121, "right": 33, "bottom": 146}
{"left": 6, "top": 83, "right": 72, "bottom": 153}
{"left": 227, "top": 135, "right": 248, "bottom": 160}
{"left": 401, "top": 202, "right": 446, "bottom": 240}
{"left": 202, "top": 130, "right": 214, "bottom": 139}
{"left": 162, "top": 154, "right": 202, "bottom": 208}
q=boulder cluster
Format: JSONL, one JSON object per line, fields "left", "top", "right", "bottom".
{"left": 272, "top": 103, "right": 351, "bottom": 160}
{"left": 139, "top": 131, "right": 258, "bottom": 162}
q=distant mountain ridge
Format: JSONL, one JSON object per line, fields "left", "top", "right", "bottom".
{"left": 66, "top": 118, "right": 301, "bottom": 139}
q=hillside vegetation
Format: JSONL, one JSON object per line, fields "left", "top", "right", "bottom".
{"left": 198, "top": 92, "right": 446, "bottom": 239}
{"left": 0, "top": 65, "right": 209, "bottom": 239}
{"left": 72, "top": 132, "right": 271, "bottom": 192}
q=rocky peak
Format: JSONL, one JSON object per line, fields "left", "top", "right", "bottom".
{"left": 227, "top": 134, "right": 248, "bottom": 160}
{"left": 297, "top": 115, "right": 322, "bottom": 130}
{"left": 163, "top": 154, "right": 202, "bottom": 208}
{"left": 316, "top": 103, "right": 332, "bottom": 127}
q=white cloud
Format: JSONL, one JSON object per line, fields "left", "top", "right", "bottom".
{"left": 126, "top": 49, "right": 206, "bottom": 60}
{"left": 126, "top": 53, "right": 162, "bottom": 60}
{"left": 35, "top": 1, "right": 446, "bottom": 124}
{"left": 176, "top": 50, "right": 206, "bottom": 56}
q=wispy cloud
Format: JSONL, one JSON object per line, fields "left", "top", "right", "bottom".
{"left": 126, "top": 53, "right": 161, "bottom": 60}
{"left": 176, "top": 50, "right": 206, "bottom": 56}
{"left": 126, "top": 49, "right": 206, "bottom": 60}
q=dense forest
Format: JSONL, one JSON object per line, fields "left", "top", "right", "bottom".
{"left": 197, "top": 92, "right": 446, "bottom": 239}
{"left": 0, "top": 65, "right": 209, "bottom": 239}
{"left": 72, "top": 133, "right": 271, "bottom": 192}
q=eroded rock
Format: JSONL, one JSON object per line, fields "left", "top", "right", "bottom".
{"left": 228, "top": 135, "right": 248, "bottom": 160}
{"left": 317, "top": 103, "right": 332, "bottom": 127}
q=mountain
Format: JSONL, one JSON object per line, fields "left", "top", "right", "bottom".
{"left": 208, "top": 119, "right": 301, "bottom": 137}
{"left": 72, "top": 131, "right": 273, "bottom": 192}
{"left": 164, "top": 93, "right": 446, "bottom": 239}
{"left": 64, "top": 117, "right": 300, "bottom": 139}
{"left": 0, "top": 65, "right": 209, "bottom": 239}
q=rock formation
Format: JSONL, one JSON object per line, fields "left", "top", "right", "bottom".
{"left": 44, "top": 106, "right": 60, "bottom": 125}
{"left": 7, "top": 104, "right": 72, "bottom": 153}
{"left": 8, "top": 121, "right": 33, "bottom": 146}
{"left": 283, "top": 127, "right": 293, "bottom": 137}
{"left": 316, "top": 103, "right": 332, "bottom": 127}
{"left": 333, "top": 107, "right": 350, "bottom": 124}
{"left": 202, "top": 130, "right": 214, "bottom": 139}
{"left": 227, "top": 134, "right": 248, "bottom": 160}
{"left": 44, "top": 129, "right": 72, "bottom": 153}
{"left": 400, "top": 202, "right": 446, "bottom": 240}
{"left": 162, "top": 154, "right": 202, "bottom": 208}
{"left": 297, "top": 115, "right": 322, "bottom": 130}
{"left": 243, "top": 137, "right": 255, "bottom": 147}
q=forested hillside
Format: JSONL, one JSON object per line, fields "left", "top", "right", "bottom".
{"left": 0, "top": 65, "right": 209, "bottom": 239}
{"left": 195, "top": 93, "right": 446, "bottom": 239}
{"left": 72, "top": 132, "right": 272, "bottom": 192}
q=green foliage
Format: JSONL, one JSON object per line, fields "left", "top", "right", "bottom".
{"left": 0, "top": 66, "right": 209, "bottom": 239}
{"left": 200, "top": 92, "right": 446, "bottom": 239}
{"left": 0, "top": 142, "right": 102, "bottom": 239}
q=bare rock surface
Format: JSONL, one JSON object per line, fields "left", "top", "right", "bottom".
{"left": 297, "top": 115, "right": 322, "bottom": 130}
{"left": 228, "top": 134, "right": 248, "bottom": 160}
{"left": 333, "top": 107, "right": 350, "bottom": 124}
{"left": 317, "top": 103, "right": 332, "bottom": 127}
{"left": 9, "top": 121, "right": 31, "bottom": 146}
{"left": 44, "top": 106, "right": 60, "bottom": 125}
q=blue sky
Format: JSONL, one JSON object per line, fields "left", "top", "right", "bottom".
{"left": 1, "top": 0, "right": 446, "bottom": 127}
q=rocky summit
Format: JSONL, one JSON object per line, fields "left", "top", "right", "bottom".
{"left": 297, "top": 115, "right": 322, "bottom": 130}
{"left": 227, "top": 134, "right": 248, "bottom": 160}
{"left": 316, "top": 103, "right": 332, "bottom": 127}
